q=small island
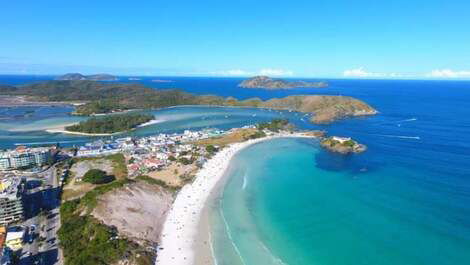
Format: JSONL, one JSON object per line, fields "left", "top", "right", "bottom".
{"left": 65, "top": 113, "right": 154, "bottom": 134}
{"left": 320, "top": 136, "right": 367, "bottom": 154}
{"left": 239, "top": 76, "right": 328, "bottom": 89}
{"left": 56, "top": 73, "right": 118, "bottom": 81}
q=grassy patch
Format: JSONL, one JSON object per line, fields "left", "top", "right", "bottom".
{"left": 58, "top": 207, "right": 131, "bottom": 265}
{"left": 106, "top": 153, "right": 128, "bottom": 179}
{"left": 59, "top": 182, "right": 154, "bottom": 265}
{"left": 193, "top": 128, "right": 259, "bottom": 146}
{"left": 136, "top": 175, "right": 179, "bottom": 192}
{"left": 71, "top": 153, "right": 128, "bottom": 180}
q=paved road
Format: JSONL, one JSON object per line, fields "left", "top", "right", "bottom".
{"left": 19, "top": 165, "right": 63, "bottom": 265}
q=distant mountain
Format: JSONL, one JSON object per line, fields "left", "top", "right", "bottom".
{"left": 239, "top": 76, "right": 328, "bottom": 89}
{"left": 0, "top": 80, "right": 376, "bottom": 124}
{"left": 55, "top": 73, "right": 118, "bottom": 81}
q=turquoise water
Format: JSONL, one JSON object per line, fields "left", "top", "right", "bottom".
{"left": 2, "top": 76, "right": 470, "bottom": 264}
{"left": 0, "top": 106, "right": 301, "bottom": 148}
{"left": 212, "top": 138, "right": 470, "bottom": 265}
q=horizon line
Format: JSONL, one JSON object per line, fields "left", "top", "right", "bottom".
{"left": 1, "top": 73, "right": 470, "bottom": 82}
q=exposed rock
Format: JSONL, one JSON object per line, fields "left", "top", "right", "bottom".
{"left": 239, "top": 76, "right": 328, "bottom": 89}
{"left": 92, "top": 180, "right": 174, "bottom": 245}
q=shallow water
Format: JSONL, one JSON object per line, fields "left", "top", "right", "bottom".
{"left": 1, "top": 76, "right": 470, "bottom": 264}
{"left": 213, "top": 138, "right": 470, "bottom": 265}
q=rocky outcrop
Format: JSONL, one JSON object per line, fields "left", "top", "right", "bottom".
{"left": 92, "top": 180, "right": 174, "bottom": 245}
{"left": 320, "top": 136, "right": 367, "bottom": 154}
{"left": 239, "top": 76, "right": 328, "bottom": 89}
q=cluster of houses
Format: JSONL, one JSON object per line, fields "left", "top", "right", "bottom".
{"left": 73, "top": 129, "right": 225, "bottom": 176}
{"left": 125, "top": 129, "right": 224, "bottom": 176}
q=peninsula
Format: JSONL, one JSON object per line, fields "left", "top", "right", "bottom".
{"left": 55, "top": 73, "right": 118, "bottom": 81}
{"left": 238, "top": 75, "right": 328, "bottom": 89}
{"left": 65, "top": 113, "right": 154, "bottom": 134}
{"left": 0, "top": 80, "right": 377, "bottom": 124}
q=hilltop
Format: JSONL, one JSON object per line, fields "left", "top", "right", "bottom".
{"left": 55, "top": 73, "right": 118, "bottom": 81}
{"left": 0, "top": 80, "right": 376, "bottom": 124}
{"left": 239, "top": 76, "right": 328, "bottom": 89}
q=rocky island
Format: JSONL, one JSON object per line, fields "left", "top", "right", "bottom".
{"left": 56, "top": 73, "right": 118, "bottom": 81}
{"left": 0, "top": 80, "right": 377, "bottom": 124}
{"left": 239, "top": 75, "right": 328, "bottom": 89}
{"left": 320, "top": 136, "right": 367, "bottom": 154}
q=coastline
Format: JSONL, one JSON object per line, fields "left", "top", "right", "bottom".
{"left": 137, "top": 118, "right": 166, "bottom": 127}
{"left": 43, "top": 119, "right": 165, "bottom": 136}
{"left": 45, "top": 123, "right": 115, "bottom": 136}
{"left": 0, "top": 95, "right": 84, "bottom": 107}
{"left": 155, "top": 132, "right": 319, "bottom": 265}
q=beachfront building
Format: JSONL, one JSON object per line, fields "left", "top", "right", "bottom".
{"left": 0, "top": 147, "right": 52, "bottom": 170}
{"left": 0, "top": 178, "right": 25, "bottom": 226}
{"left": 76, "top": 143, "right": 121, "bottom": 157}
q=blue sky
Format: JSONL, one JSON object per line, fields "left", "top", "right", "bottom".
{"left": 1, "top": 0, "right": 470, "bottom": 78}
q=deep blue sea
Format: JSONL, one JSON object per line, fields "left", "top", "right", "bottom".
{"left": 1, "top": 75, "right": 470, "bottom": 264}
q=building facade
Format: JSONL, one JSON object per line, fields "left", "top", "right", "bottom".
{"left": 0, "top": 178, "right": 24, "bottom": 226}
{"left": 0, "top": 147, "right": 51, "bottom": 170}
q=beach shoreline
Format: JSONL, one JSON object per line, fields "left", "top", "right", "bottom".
{"left": 137, "top": 118, "right": 166, "bottom": 128}
{"left": 155, "top": 132, "right": 319, "bottom": 265}
{"left": 43, "top": 118, "right": 165, "bottom": 136}
{"left": 45, "top": 123, "right": 115, "bottom": 136}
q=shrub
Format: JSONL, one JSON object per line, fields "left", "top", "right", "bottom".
{"left": 178, "top": 157, "right": 192, "bottom": 165}
{"left": 205, "top": 145, "right": 217, "bottom": 153}
{"left": 82, "top": 169, "right": 115, "bottom": 184}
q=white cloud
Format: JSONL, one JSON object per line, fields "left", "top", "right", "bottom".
{"left": 209, "top": 69, "right": 250, "bottom": 76}
{"left": 258, "top": 68, "right": 293, "bottom": 76}
{"left": 210, "top": 68, "right": 294, "bottom": 77}
{"left": 427, "top": 69, "right": 470, "bottom": 78}
{"left": 343, "top": 67, "right": 397, "bottom": 78}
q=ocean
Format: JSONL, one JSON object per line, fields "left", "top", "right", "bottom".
{"left": 1, "top": 75, "right": 470, "bottom": 264}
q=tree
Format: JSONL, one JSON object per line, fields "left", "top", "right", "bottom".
{"left": 82, "top": 169, "right": 114, "bottom": 184}
{"left": 178, "top": 157, "right": 192, "bottom": 165}
{"left": 205, "top": 145, "right": 217, "bottom": 154}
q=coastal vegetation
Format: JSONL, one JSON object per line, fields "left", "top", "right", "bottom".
{"left": 136, "top": 175, "right": 179, "bottom": 192}
{"left": 65, "top": 113, "right": 154, "bottom": 134}
{"left": 59, "top": 175, "right": 168, "bottom": 265}
{"left": 256, "top": 118, "right": 292, "bottom": 132}
{"left": 82, "top": 169, "right": 115, "bottom": 184}
{"left": 239, "top": 75, "right": 328, "bottom": 89}
{"left": 58, "top": 198, "right": 136, "bottom": 265}
{"left": 0, "top": 80, "right": 377, "bottom": 124}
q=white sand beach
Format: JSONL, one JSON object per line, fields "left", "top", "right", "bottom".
{"left": 45, "top": 124, "right": 114, "bottom": 136}
{"left": 137, "top": 119, "right": 166, "bottom": 127}
{"left": 44, "top": 118, "right": 164, "bottom": 136}
{"left": 156, "top": 132, "right": 317, "bottom": 265}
